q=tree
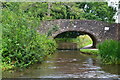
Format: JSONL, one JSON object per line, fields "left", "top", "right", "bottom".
{"left": 76, "top": 2, "right": 116, "bottom": 22}
{"left": 2, "top": 2, "right": 116, "bottom": 22}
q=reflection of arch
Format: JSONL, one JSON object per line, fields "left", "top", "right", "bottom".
{"left": 52, "top": 29, "right": 97, "bottom": 48}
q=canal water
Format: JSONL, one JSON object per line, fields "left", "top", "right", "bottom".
{"left": 2, "top": 43, "right": 120, "bottom": 78}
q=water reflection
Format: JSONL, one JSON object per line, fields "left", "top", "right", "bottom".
{"left": 57, "top": 42, "right": 78, "bottom": 50}
{"left": 87, "top": 58, "right": 94, "bottom": 66}
{"left": 2, "top": 50, "right": 120, "bottom": 78}
{"left": 100, "top": 64, "right": 120, "bottom": 75}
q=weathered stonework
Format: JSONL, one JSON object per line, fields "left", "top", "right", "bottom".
{"left": 118, "top": 24, "right": 120, "bottom": 41}
{"left": 38, "top": 19, "right": 120, "bottom": 47}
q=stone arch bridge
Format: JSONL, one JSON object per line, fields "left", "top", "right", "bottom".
{"left": 38, "top": 19, "right": 120, "bottom": 47}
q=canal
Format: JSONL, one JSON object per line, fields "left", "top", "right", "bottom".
{"left": 2, "top": 43, "right": 120, "bottom": 78}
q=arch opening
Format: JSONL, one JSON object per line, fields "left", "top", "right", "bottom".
{"left": 54, "top": 31, "right": 97, "bottom": 50}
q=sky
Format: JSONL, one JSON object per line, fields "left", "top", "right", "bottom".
{"left": 107, "top": 0, "right": 120, "bottom": 23}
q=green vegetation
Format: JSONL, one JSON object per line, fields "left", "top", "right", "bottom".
{"left": 77, "top": 35, "right": 93, "bottom": 48}
{"left": 80, "top": 49, "right": 99, "bottom": 55}
{"left": 47, "top": 25, "right": 59, "bottom": 36}
{"left": 97, "top": 40, "right": 120, "bottom": 64}
{"left": 1, "top": 2, "right": 117, "bottom": 70}
{"left": 55, "top": 35, "right": 92, "bottom": 48}
{"left": 1, "top": 3, "right": 57, "bottom": 70}
{"left": 80, "top": 40, "right": 120, "bottom": 64}
{"left": 48, "top": 2, "right": 115, "bottom": 22}
{"left": 2, "top": 2, "right": 115, "bottom": 22}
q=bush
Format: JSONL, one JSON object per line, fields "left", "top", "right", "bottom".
{"left": 97, "top": 40, "right": 120, "bottom": 64}
{"left": 2, "top": 3, "right": 57, "bottom": 69}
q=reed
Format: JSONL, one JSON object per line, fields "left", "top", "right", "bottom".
{"left": 97, "top": 40, "right": 120, "bottom": 64}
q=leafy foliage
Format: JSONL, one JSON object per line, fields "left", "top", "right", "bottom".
{"left": 47, "top": 25, "right": 59, "bottom": 36}
{"left": 2, "top": 2, "right": 116, "bottom": 22}
{"left": 50, "top": 2, "right": 116, "bottom": 22}
{"left": 2, "top": 2, "right": 57, "bottom": 69}
{"left": 1, "top": 2, "right": 117, "bottom": 70}
{"left": 97, "top": 40, "right": 120, "bottom": 64}
{"left": 76, "top": 2, "right": 116, "bottom": 22}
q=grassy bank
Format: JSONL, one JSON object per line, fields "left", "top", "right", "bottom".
{"left": 80, "top": 49, "right": 99, "bottom": 55}
{"left": 97, "top": 40, "right": 120, "bottom": 64}
{"left": 80, "top": 40, "right": 120, "bottom": 64}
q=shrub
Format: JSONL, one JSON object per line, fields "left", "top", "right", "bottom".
{"left": 97, "top": 40, "right": 120, "bottom": 64}
{"left": 2, "top": 3, "right": 57, "bottom": 69}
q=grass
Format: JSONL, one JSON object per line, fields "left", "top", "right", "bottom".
{"left": 80, "top": 40, "right": 120, "bottom": 65}
{"left": 80, "top": 49, "right": 99, "bottom": 55}
{"left": 77, "top": 35, "right": 93, "bottom": 48}
{"left": 97, "top": 40, "right": 120, "bottom": 64}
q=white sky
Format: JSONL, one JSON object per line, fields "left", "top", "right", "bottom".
{"left": 107, "top": 0, "right": 120, "bottom": 23}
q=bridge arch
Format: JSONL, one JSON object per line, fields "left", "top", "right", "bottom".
{"left": 52, "top": 29, "right": 97, "bottom": 48}
{"left": 39, "top": 19, "right": 119, "bottom": 47}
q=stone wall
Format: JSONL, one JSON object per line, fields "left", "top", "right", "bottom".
{"left": 118, "top": 23, "right": 120, "bottom": 41}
